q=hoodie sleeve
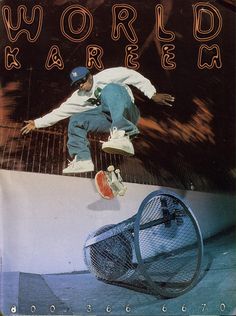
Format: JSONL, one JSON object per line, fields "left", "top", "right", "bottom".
{"left": 34, "top": 92, "right": 96, "bottom": 128}
{"left": 98, "top": 67, "right": 157, "bottom": 99}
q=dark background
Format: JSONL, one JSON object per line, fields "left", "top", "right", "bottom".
{"left": 0, "top": 0, "right": 235, "bottom": 192}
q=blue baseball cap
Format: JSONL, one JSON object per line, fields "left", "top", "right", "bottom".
{"left": 69, "top": 66, "right": 90, "bottom": 86}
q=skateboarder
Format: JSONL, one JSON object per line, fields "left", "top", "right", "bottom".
{"left": 21, "top": 66, "right": 175, "bottom": 174}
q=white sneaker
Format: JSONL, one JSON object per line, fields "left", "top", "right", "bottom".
{"left": 101, "top": 127, "right": 134, "bottom": 156}
{"left": 63, "top": 158, "right": 94, "bottom": 174}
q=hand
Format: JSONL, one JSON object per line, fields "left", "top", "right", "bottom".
{"left": 151, "top": 93, "right": 175, "bottom": 107}
{"left": 21, "top": 120, "right": 36, "bottom": 135}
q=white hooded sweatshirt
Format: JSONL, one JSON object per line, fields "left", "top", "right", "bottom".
{"left": 34, "top": 67, "right": 156, "bottom": 128}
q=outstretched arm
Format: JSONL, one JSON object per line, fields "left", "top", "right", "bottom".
{"left": 21, "top": 120, "right": 36, "bottom": 135}
{"left": 151, "top": 93, "right": 175, "bottom": 107}
{"left": 99, "top": 68, "right": 175, "bottom": 105}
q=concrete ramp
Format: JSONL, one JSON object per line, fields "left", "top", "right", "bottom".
{"left": 0, "top": 272, "right": 20, "bottom": 315}
{"left": 0, "top": 272, "right": 71, "bottom": 315}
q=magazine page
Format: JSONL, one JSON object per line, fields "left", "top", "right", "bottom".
{"left": 0, "top": 0, "right": 236, "bottom": 315}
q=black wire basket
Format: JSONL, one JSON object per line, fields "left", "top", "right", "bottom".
{"left": 84, "top": 190, "right": 203, "bottom": 298}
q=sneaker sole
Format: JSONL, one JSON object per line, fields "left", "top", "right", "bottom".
{"left": 102, "top": 147, "right": 134, "bottom": 156}
{"left": 63, "top": 167, "right": 94, "bottom": 174}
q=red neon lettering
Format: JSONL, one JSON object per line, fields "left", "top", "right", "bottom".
{"left": 155, "top": 4, "right": 175, "bottom": 42}
{"left": 198, "top": 44, "right": 222, "bottom": 69}
{"left": 86, "top": 45, "right": 104, "bottom": 70}
{"left": 193, "top": 2, "right": 222, "bottom": 41}
{"left": 125, "top": 45, "right": 139, "bottom": 69}
{"left": 161, "top": 44, "right": 176, "bottom": 70}
{"left": 112, "top": 4, "right": 138, "bottom": 43}
{"left": 60, "top": 5, "right": 93, "bottom": 42}
{"left": 5, "top": 46, "right": 21, "bottom": 70}
{"left": 2, "top": 5, "right": 43, "bottom": 42}
{"left": 45, "top": 45, "right": 64, "bottom": 70}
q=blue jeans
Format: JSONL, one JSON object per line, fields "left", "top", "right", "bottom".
{"left": 67, "top": 83, "right": 140, "bottom": 160}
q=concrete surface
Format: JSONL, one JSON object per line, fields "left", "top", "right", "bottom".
{"left": 1, "top": 227, "right": 235, "bottom": 316}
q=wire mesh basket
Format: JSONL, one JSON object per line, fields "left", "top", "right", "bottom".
{"left": 84, "top": 190, "right": 203, "bottom": 298}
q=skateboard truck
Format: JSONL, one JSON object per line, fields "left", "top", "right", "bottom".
{"left": 106, "top": 165, "right": 127, "bottom": 197}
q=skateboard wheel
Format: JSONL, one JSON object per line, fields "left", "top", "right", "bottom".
{"left": 118, "top": 186, "right": 127, "bottom": 196}
{"left": 107, "top": 165, "right": 115, "bottom": 172}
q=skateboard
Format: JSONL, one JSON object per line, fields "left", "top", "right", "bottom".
{"left": 95, "top": 165, "right": 127, "bottom": 199}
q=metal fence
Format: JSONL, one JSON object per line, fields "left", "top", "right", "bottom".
{"left": 0, "top": 122, "right": 163, "bottom": 185}
{"left": 1, "top": 121, "right": 233, "bottom": 191}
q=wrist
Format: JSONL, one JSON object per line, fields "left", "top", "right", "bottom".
{"left": 151, "top": 93, "right": 157, "bottom": 99}
{"left": 151, "top": 93, "right": 160, "bottom": 101}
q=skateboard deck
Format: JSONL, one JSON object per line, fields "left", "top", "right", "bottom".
{"left": 95, "top": 165, "right": 127, "bottom": 200}
{"left": 95, "top": 170, "right": 114, "bottom": 199}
